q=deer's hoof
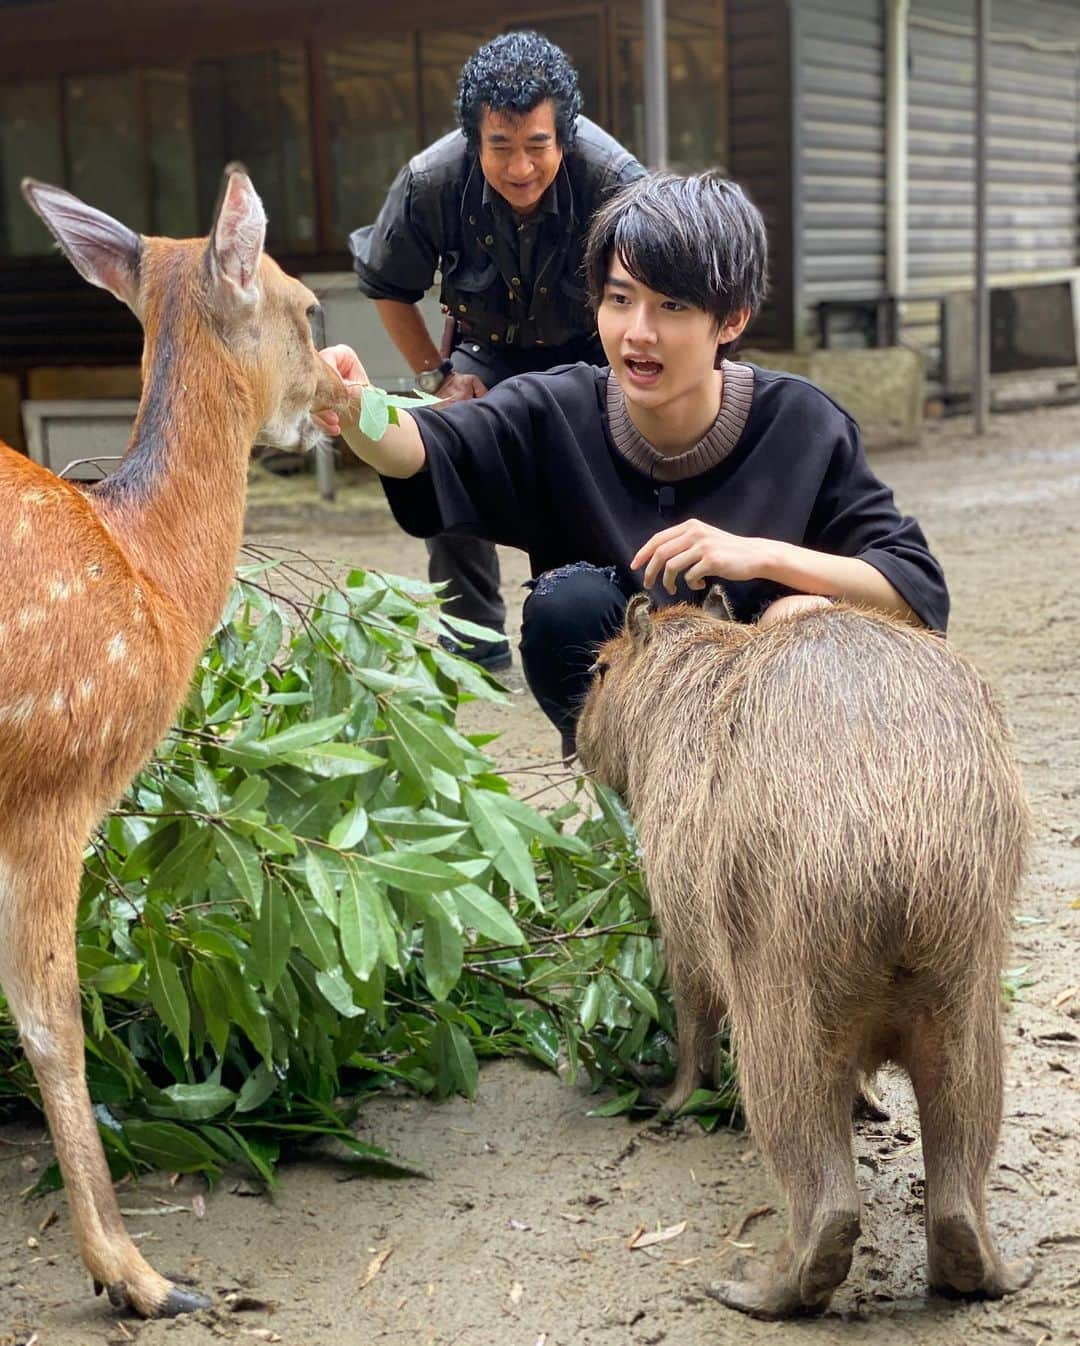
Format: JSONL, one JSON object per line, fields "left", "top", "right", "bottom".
{"left": 105, "top": 1278, "right": 211, "bottom": 1317}
{"left": 159, "top": 1283, "right": 212, "bottom": 1317}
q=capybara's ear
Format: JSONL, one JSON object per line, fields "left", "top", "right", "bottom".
{"left": 626, "top": 593, "right": 652, "bottom": 649}
{"left": 703, "top": 583, "right": 736, "bottom": 622}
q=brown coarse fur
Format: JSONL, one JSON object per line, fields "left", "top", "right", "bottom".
{"left": 577, "top": 595, "right": 1035, "bottom": 1319}
{"left": 0, "top": 171, "right": 347, "bottom": 1318}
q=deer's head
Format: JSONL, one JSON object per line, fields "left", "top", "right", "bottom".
{"left": 21, "top": 166, "right": 348, "bottom": 452}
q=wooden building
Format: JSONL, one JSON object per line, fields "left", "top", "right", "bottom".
{"left": 0, "top": 0, "right": 1077, "bottom": 411}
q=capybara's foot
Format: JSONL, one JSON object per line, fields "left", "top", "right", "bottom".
{"left": 929, "top": 1215, "right": 1035, "bottom": 1299}
{"left": 100, "top": 1274, "right": 210, "bottom": 1317}
{"left": 853, "top": 1073, "right": 890, "bottom": 1122}
{"left": 708, "top": 1209, "right": 860, "bottom": 1320}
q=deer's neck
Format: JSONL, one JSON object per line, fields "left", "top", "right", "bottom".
{"left": 93, "top": 317, "right": 260, "bottom": 646}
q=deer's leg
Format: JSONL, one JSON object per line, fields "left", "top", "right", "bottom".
{"left": 0, "top": 846, "right": 208, "bottom": 1317}
{"left": 709, "top": 1012, "right": 860, "bottom": 1319}
{"left": 904, "top": 993, "right": 1034, "bottom": 1300}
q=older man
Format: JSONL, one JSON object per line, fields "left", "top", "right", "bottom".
{"left": 350, "top": 30, "right": 644, "bottom": 670}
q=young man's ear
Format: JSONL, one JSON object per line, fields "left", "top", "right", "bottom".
{"left": 716, "top": 306, "right": 752, "bottom": 347}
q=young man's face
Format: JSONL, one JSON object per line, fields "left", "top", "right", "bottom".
{"left": 598, "top": 255, "right": 748, "bottom": 412}
{"left": 477, "top": 100, "right": 564, "bottom": 217}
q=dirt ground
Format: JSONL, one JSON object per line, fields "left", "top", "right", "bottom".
{"left": 2, "top": 404, "right": 1078, "bottom": 1346}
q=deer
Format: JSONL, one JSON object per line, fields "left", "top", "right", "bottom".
{"left": 0, "top": 166, "right": 349, "bottom": 1317}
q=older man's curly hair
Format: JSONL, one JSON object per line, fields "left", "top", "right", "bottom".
{"left": 457, "top": 31, "right": 582, "bottom": 151}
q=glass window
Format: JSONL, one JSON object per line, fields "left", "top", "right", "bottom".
{"left": 0, "top": 78, "right": 64, "bottom": 255}
{"left": 190, "top": 46, "right": 315, "bottom": 251}
{"left": 66, "top": 70, "right": 147, "bottom": 233}
{"left": 504, "top": 14, "right": 604, "bottom": 125}
{"left": 613, "top": 0, "right": 727, "bottom": 171}
{"left": 325, "top": 37, "right": 419, "bottom": 238}
{"left": 145, "top": 66, "right": 199, "bottom": 238}
{"left": 418, "top": 26, "right": 499, "bottom": 144}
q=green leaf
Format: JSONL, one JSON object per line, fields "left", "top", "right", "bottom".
{"left": 315, "top": 968, "right": 363, "bottom": 1018}
{"left": 423, "top": 913, "right": 464, "bottom": 1002}
{"left": 236, "top": 1062, "right": 279, "bottom": 1115}
{"left": 304, "top": 848, "right": 339, "bottom": 921}
{"left": 587, "top": 1088, "right": 640, "bottom": 1117}
{"left": 434, "top": 1021, "right": 478, "bottom": 1099}
{"left": 359, "top": 383, "right": 390, "bottom": 440}
{"left": 338, "top": 862, "right": 380, "bottom": 982}
{"left": 464, "top": 789, "right": 540, "bottom": 904}
{"left": 253, "top": 883, "right": 291, "bottom": 993}
{"left": 453, "top": 884, "right": 524, "bottom": 946}
{"left": 214, "top": 826, "right": 264, "bottom": 906}
{"left": 191, "top": 960, "right": 230, "bottom": 1058}
{"left": 151, "top": 1083, "right": 237, "bottom": 1122}
{"left": 385, "top": 700, "right": 465, "bottom": 775}
{"left": 329, "top": 805, "right": 369, "bottom": 849}
{"left": 123, "top": 1120, "right": 222, "bottom": 1175}
{"left": 366, "top": 851, "right": 464, "bottom": 895}
{"left": 212, "top": 961, "right": 273, "bottom": 1064}
{"left": 285, "top": 886, "right": 338, "bottom": 971}
{"left": 144, "top": 937, "right": 190, "bottom": 1058}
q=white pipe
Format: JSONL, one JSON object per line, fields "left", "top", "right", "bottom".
{"left": 885, "top": 0, "right": 909, "bottom": 300}
{"left": 643, "top": 0, "right": 668, "bottom": 170}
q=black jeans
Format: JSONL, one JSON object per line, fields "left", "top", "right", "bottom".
{"left": 519, "top": 563, "right": 634, "bottom": 756}
{"left": 425, "top": 334, "right": 605, "bottom": 637}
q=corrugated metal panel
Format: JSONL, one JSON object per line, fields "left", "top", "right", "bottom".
{"left": 793, "top": 0, "right": 886, "bottom": 342}
{"left": 907, "top": 0, "right": 1079, "bottom": 301}
{"left": 727, "top": 0, "right": 793, "bottom": 346}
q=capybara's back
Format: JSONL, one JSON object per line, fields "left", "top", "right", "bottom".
{"left": 709, "top": 607, "right": 1025, "bottom": 1048}
{"left": 577, "top": 598, "right": 1033, "bottom": 1320}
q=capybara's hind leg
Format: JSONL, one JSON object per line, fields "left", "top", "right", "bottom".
{"left": 656, "top": 977, "right": 719, "bottom": 1117}
{"left": 710, "top": 1026, "right": 860, "bottom": 1319}
{"left": 905, "top": 997, "right": 1034, "bottom": 1299}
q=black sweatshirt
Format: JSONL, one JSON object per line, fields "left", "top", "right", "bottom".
{"left": 380, "top": 363, "right": 949, "bottom": 631}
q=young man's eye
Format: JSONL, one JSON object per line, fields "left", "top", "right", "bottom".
{"left": 661, "top": 300, "right": 686, "bottom": 312}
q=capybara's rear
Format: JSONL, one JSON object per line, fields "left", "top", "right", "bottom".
{"left": 577, "top": 594, "right": 1033, "bottom": 1319}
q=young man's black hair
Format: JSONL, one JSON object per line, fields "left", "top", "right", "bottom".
{"left": 457, "top": 31, "right": 583, "bottom": 150}
{"left": 584, "top": 172, "right": 770, "bottom": 361}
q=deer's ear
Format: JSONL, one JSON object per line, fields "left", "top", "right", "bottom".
{"left": 209, "top": 163, "right": 266, "bottom": 304}
{"left": 21, "top": 179, "right": 141, "bottom": 311}
{"left": 702, "top": 583, "right": 736, "bottom": 622}
{"left": 626, "top": 593, "right": 652, "bottom": 650}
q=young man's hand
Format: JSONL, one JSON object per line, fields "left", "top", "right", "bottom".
{"left": 633, "top": 519, "right": 777, "bottom": 594}
{"left": 314, "top": 345, "right": 368, "bottom": 436}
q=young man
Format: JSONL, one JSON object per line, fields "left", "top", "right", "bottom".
{"left": 320, "top": 173, "right": 948, "bottom": 756}
{"left": 351, "top": 31, "right": 644, "bottom": 671}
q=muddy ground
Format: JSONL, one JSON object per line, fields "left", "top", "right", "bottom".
{"left": 2, "top": 405, "right": 1078, "bottom": 1346}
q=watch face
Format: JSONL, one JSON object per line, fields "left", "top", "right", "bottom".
{"left": 417, "top": 369, "right": 442, "bottom": 393}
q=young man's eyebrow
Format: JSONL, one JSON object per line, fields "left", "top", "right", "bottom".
{"left": 604, "top": 276, "right": 634, "bottom": 290}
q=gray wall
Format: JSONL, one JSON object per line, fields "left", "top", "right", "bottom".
{"left": 793, "top": 0, "right": 887, "bottom": 328}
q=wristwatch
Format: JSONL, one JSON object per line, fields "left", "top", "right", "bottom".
{"left": 417, "top": 359, "right": 453, "bottom": 394}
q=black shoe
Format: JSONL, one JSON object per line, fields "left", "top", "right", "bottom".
{"left": 438, "top": 634, "right": 512, "bottom": 672}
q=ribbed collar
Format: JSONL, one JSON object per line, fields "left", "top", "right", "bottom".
{"left": 606, "top": 360, "right": 755, "bottom": 482}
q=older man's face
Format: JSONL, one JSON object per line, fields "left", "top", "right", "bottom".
{"left": 477, "top": 99, "right": 564, "bottom": 217}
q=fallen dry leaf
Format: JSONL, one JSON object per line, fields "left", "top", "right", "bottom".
{"left": 558, "top": 1211, "right": 587, "bottom": 1224}
{"left": 224, "top": 1292, "right": 274, "bottom": 1313}
{"left": 730, "top": 1204, "right": 774, "bottom": 1240}
{"left": 1053, "top": 985, "right": 1079, "bottom": 1008}
{"left": 625, "top": 1223, "right": 646, "bottom": 1249}
{"left": 192, "top": 1194, "right": 206, "bottom": 1219}
{"left": 629, "top": 1220, "right": 687, "bottom": 1250}
{"left": 509, "top": 1281, "right": 524, "bottom": 1305}
{"left": 358, "top": 1246, "right": 394, "bottom": 1292}
{"left": 37, "top": 1209, "right": 57, "bottom": 1234}
{"left": 508, "top": 1217, "right": 531, "bottom": 1231}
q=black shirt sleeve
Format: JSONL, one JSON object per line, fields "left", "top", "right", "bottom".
{"left": 808, "top": 416, "right": 950, "bottom": 632}
{"left": 349, "top": 163, "right": 440, "bottom": 305}
{"left": 378, "top": 377, "right": 545, "bottom": 549}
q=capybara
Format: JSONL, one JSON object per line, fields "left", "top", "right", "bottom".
{"left": 576, "top": 589, "right": 1034, "bottom": 1319}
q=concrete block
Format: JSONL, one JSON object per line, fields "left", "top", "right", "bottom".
{"left": 741, "top": 345, "right": 925, "bottom": 445}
